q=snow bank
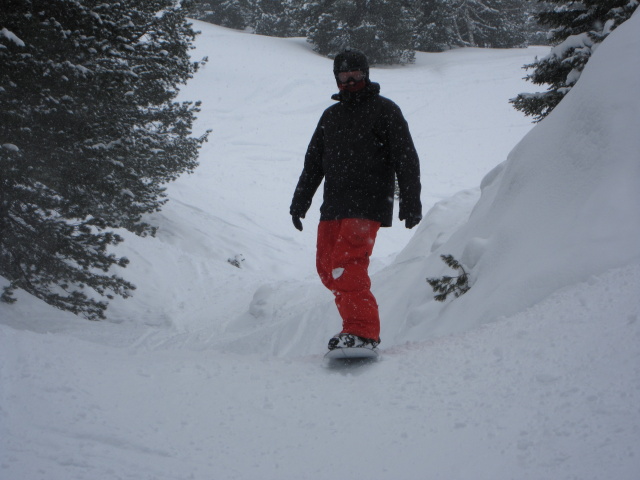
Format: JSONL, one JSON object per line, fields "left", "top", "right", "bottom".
{"left": 377, "top": 11, "right": 640, "bottom": 343}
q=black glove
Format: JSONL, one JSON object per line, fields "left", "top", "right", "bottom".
{"left": 291, "top": 215, "right": 304, "bottom": 231}
{"left": 404, "top": 215, "right": 421, "bottom": 230}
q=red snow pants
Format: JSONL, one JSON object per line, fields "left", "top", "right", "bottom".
{"left": 316, "top": 218, "right": 381, "bottom": 341}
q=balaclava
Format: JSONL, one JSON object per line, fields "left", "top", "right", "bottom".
{"left": 333, "top": 48, "right": 369, "bottom": 93}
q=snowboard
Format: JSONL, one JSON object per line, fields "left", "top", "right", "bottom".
{"left": 324, "top": 347, "right": 379, "bottom": 366}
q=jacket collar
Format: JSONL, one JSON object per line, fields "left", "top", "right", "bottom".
{"left": 331, "top": 81, "right": 380, "bottom": 105}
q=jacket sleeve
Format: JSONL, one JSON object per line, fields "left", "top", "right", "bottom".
{"left": 386, "top": 103, "right": 422, "bottom": 221}
{"left": 290, "top": 116, "right": 325, "bottom": 217}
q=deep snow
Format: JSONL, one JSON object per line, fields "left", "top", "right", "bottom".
{"left": 1, "top": 13, "right": 639, "bottom": 480}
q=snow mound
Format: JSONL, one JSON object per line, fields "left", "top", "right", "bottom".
{"left": 376, "top": 11, "right": 640, "bottom": 344}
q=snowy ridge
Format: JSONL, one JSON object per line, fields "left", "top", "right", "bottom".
{"left": 375, "top": 10, "right": 640, "bottom": 344}
{"left": 1, "top": 14, "right": 639, "bottom": 480}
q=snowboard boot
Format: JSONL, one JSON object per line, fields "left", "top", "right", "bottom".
{"left": 327, "top": 333, "right": 380, "bottom": 350}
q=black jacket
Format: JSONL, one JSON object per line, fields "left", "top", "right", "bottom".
{"left": 290, "top": 82, "right": 421, "bottom": 227}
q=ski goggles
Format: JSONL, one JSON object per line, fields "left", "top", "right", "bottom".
{"left": 336, "top": 70, "right": 366, "bottom": 83}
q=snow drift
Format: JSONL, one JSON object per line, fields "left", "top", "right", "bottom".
{"left": 377, "top": 9, "right": 640, "bottom": 344}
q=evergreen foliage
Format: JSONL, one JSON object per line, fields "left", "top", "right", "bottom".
{"left": 0, "top": 0, "right": 208, "bottom": 319}
{"left": 413, "top": 0, "right": 530, "bottom": 51}
{"left": 426, "top": 255, "right": 471, "bottom": 302}
{"left": 254, "top": 0, "right": 303, "bottom": 37}
{"left": 412, "top": 0, "right": 451, "bottom": 52}
{"left": 307, "top": 0, "right": 416, "bottom": 65}
{"left": 186, "top": 0, "right": 253, "bottom": 30}
{"left": 511, "top": 0, "right": 638, "bottom": 122}
{"left": 186, "top": 0, "right": 543, "bottom": 61}
{"left": 289, "top": 0, "right": 330, "bottom": 37}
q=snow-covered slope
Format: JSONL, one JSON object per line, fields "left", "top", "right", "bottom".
{"left": 210, "top": 11, "right": 640, "bottom": 356}
{"left": 376, "top": 8, "right": 640, "bottom": 343}
{"left": 1, "top": 13, "right": 639, "bottom": 480}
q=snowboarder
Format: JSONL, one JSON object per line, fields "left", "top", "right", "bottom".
{"left": 290, "top": 48, "right": 422, "bottom": 351}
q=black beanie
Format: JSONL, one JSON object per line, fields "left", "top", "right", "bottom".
{"left": 333, "top": 48, "right": 369, "bottom": 75}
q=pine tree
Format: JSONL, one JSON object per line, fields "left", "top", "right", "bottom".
{"left": 307, "top": 0, "right": 416, "bottom": 65}
{"left": 0, "top": 0, "right": 208, "bottom": 319}
{"left": 413, "top": 0, "right": 451, "bottom": 52}
{"left": 290, "top": 0, "right": 330, "bottom": 37}
{"left": 511, "top": 0, "right": 638, "bottom": 122}
{"left": 426, "top": 255, "right": 471, "bottom": 302}
{"left": 413, "top": 0, "right": 529, "bottom": 52}
{"left": 254, "top": 0, "right": 302, "bottom": 37}
{"left": 185, "top": 0, "right": 254, "bottom": 30}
